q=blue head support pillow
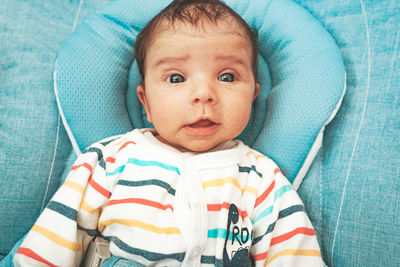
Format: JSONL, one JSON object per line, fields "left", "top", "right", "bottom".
{"left": 55, "top": 0, "right": 345, "bottom": 188}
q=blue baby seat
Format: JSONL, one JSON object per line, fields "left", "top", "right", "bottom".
{"left": 55, "top": 0, "right": 345, "bottom": 188}
{"left": 0, "top": 0, "right": 346, "bottom": 265}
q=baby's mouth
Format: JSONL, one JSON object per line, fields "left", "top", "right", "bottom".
{"left": 184, "top": 119, "right": 220, "bottom": 135}
{"left": 188, "top": 119, "right": 217, "bottom": 128}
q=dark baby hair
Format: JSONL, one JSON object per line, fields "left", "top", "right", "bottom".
{"left": 134, "top": 0, "right": 258, "bottom": 80}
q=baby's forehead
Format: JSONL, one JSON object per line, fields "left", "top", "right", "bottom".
{"left": 151, "top": 17, "right": 249, "bottom": 45}
{"left": 140, "top": 13, "right": 257, "bottom": 78}
{"left": 148, "top": 22, "right": 252, "bottom": 60}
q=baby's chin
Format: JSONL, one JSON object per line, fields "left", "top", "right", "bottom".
{"left": 154, "top": 132, "right": 232, "bottom": 153}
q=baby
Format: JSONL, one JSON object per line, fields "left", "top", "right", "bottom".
{"left": 14, "top": 0, "right": 325, "bottom": 266}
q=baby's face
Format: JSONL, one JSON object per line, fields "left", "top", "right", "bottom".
{"left": 137, "top": 19, "right": 259, "bottom": 152}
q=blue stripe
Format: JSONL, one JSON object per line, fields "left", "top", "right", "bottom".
{"left": 201, "top": 255, "right": 223, "bottom": 266}
{"left": 47, "top": 201, "right": 98, "bottom": 237}
{"left": 238, "top": 165, "right": 263, "bottom": 178}
{"left": 83, "top": 147, "right": 105, "bottom": 169}
{"left": 117, "top": 179, "right": 176, "bottom": 196}
{"left": 207, "top": 228, "right": 252, "bottom": 241}
{"left": 105, "top": 235, "right": 185, "bottom": 262}
{"left": 77, "top": 225, "right": 98, "bottom": 237}
{"left": 252, "top": 205, "right": 305, "bottom": 245}
{"left": 107, "top": 165, "right": 126, "bottom": 176}
{"left": 278, "top": 204, "right": 305, "bottom": 218}
{"left": 47, "top": 201, "right": 77, "bottom": 221}
{"left": 208, "top": 228, "right": 228, "bottom": 239}
{"left": 275, "top": 184, "right": 293, "bottom": 200}
{"left": 252, "top": 184, "right": 293, "bottom": 224}
{"left": 107, "top": 158, "right": 180, "bottom": 176}
{"left": 100, "top": 137, "right": 119, "bottom": 147}
{"left": 128, "top": 158, "right": 180, "bottom": 174}
{"left": 252, "top": 206, "right": 273, "bottom": 224}
{"left": 253, "top": 222, "right": 276, "bottom": 245}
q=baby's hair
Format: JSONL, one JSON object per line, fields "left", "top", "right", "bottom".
{"left": 134, "top": 0, "right": 258, "bottom": 80}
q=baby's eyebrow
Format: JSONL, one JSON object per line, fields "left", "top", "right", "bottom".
{"left": 214, "top": 55, "right": 249, "bottom": 68}
{"left": 153, "top": 55, "right": 189, "bottom": 68}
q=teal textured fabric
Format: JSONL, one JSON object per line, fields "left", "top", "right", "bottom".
{"left": 0, "top": 0, "right": 108, "bottom": 260}
{"left": 55, "top": 0, "right": 345, "bottom": 186}
{"left": 296, "top": 0, "right": 400, "bottom": 266}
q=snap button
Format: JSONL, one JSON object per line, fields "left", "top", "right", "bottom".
{"left": 189, "top": 247, "right": 201, "bottom": 260}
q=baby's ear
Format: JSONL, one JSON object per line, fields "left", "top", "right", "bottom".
{"left": 136, "top": 84, "right": 153, "bottom": 123}
{"left": 253, "top": 82, "right": 260, "bottom": 101}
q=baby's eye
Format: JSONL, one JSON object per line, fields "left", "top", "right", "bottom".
{"left": 218, "top": 73, "right": 235, "bottom": 82}
{"left": 167, "top": 73, "right": 186, "bottom": 83}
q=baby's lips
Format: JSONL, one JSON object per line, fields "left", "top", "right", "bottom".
{"left": 188, "top": 119, "right": 217, "bottom": 128}
{"left": 183, "top": 118, "right": 220, "bottom": 136}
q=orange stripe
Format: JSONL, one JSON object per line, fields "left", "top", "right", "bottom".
{"left": 274, "top": 168, "right": 281, "bottom": 175}
{"left": 255, "top": 180, "right": 275, "bottom": 208}
{"left": 98, "top": 219, "right": 180, "bottom": 234}
{"left": 253, "top": 228, "right": 317, "bottom": 261}
{"left": 207, "top": 202, "right": 248, "bottom": 219}
{"left": 32, "top": 225, "right": 82, "bottom": 251}
{"left": 107, "top": 198, "right": 173, "bottom": 211}
{"left": 88, "top": 176, "right": 111, "bottom": 198}
{"left": 71, "top": 162, "right": 92, "bottom": 172}
{"left": 16, "top": 247, "right": 58, "bottom": 267}
{"left": 246, "top": 151, "right": 268, "bottom": 159}
{"left": 265, "top": 249, "right": 322, "bottom": 265}
{"left": 71, "top": 161, "right": 110, "bottom": 198}
{"left": 63, "top": 181, "right": 85, "bottom": 194}
{"left": 80, "top": 201, "right": 96, "bottom": 213}
{"left": 106, "top": 157, "right": 116, "bottom": 163}
{"left": 202, "top": 177, "right": 258, "bottom": 196}
{"left": 271, "top": 227, "right": 316, "bottom": 246}
{"left": 118, "top": 141, "right": 136, "bottom": 151}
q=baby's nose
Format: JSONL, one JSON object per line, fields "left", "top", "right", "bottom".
{"left": 193, "top": 96, "right": 215, "bottom": 104}
{"left": 191, "top": 83, "right": 217, "bottom": 104}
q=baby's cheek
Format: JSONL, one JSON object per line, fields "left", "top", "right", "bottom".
{"left": 231, "top": 99, "right": 252, "bottom": 118}
{"left": 236, "top": 105, "right": 253, "bottom": 130}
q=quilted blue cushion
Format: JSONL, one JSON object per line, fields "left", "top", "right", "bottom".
{"left": 0, "top": 0, "right": 109, "bottom": 260}
{"left": 55, "top": 0, "right": 345, "bottom": 185}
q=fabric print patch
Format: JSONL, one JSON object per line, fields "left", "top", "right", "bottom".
{"left": 223, "top": 204, "right": 251, "bottom": 266}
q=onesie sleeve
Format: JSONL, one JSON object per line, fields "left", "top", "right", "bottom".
{"left": 13, "top": 143, "right": 112, "bottom": 267}
{"left": 250, "top": 157, "right": 326, "bottom": 267}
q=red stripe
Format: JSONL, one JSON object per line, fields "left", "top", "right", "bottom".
{"left": 88, "top": 176, "right": 111, "bottom": 198}
{"left": 107, "top": 198, "right": 173, "bottom": 211}
{"left": 71, "top": 162, "right": 92, "bottom": 172}
{"left": 207, "top": 202, "right": 248, "bottom": 219}
{"left": 252, "top": 228, "right": 316, "bottom": 262}
{"left": 106, "top": 157, "right": 116, "bottom": 163}
{"left": 118, "top": 141, "right": 136, "bottom": 151}
{"left": 16, "top": 247, "right": 58, "bottom": 267}
{"left": 254, "top": 168, "right": 282, "bottom": 209}
{"left": 253, "top": 250, "right": 268, "bottom": 261}
{"left": 71, "top": 162, "right": 110, "bottom": 198}
{"left": 70, "top": 159, "right": 110, "bottom": 198}
{"left": 254, "top": 180, "right": 275, "bottom": 208}
{"left": 271, "top": 227, "right": 316, "bottom": 246}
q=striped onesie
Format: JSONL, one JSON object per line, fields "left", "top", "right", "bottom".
{"left": 14, "top": 129, "right": 325, "bottom": 266}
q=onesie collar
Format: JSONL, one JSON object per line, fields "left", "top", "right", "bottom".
{"left": 129, "top": 128, "right": 248, "bottom": 170}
